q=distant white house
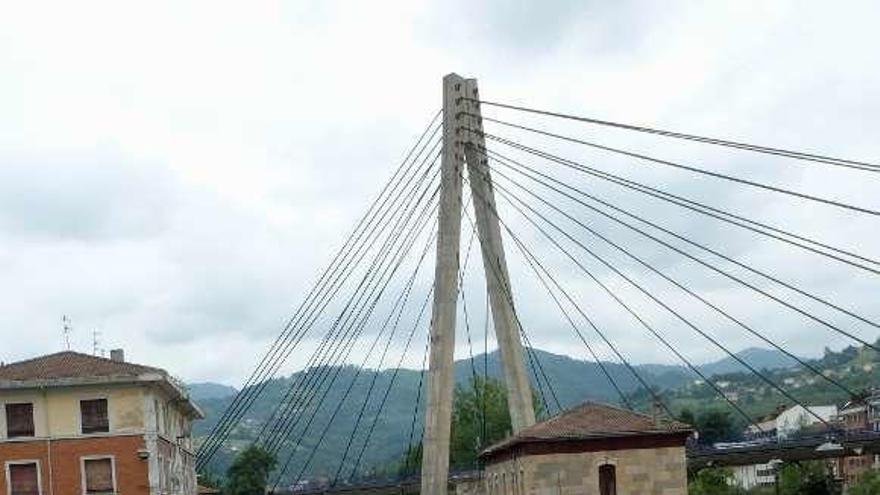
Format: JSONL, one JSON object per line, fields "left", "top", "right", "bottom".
{"left": 733, "top": 404, "right": 837, "bottom": 490}
{"left": 776, "top": 404, "right": 837, "bottom": 439}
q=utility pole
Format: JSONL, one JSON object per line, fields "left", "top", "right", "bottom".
{"left": 462, "top": 77, "right": 535, "bottom": 432}
{"left": 421, "top": 73, "right": 535, "bottom": 495}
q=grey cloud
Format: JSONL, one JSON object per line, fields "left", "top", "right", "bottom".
{"left": 0, "top": 150, "right": 177, "bottom": 241}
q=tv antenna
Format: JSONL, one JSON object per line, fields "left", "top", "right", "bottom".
{"left": 61, "top": 315, "right": 72, "bottom": 350}
{"left": 92, "top": 329, "right": 104, "bottom": 357}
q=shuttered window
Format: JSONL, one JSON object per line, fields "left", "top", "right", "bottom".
{"left": 8, "top": 462, "right": 40, "bottom": 495}
{"left": 5, "top": 403, "right": 35, "bottom": 437}
{"left": 80, "top": 399, "right": 109, "bottom": 434}
{"left": 599, "top": 464, "right": 616, "bottom": 495}
{"left": 83, "top": 458, "right": 114, "bottom": 494}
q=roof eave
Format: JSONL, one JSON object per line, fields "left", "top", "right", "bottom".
{"left": 479, "top": 429, "right": 694, "bottom": 459}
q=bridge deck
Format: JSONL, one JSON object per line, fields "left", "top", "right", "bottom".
{"left": 687, "top": 431, "right": 880, "bottom": 469}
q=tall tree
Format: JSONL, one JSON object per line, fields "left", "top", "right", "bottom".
{"left": 400, "top": 376, "right": 543, "bottom": 473}
{"left": 849, "top": 470, "right": 880, "bottom": 495}
{"left": 225, "top": 445, "right": 277, "bottom": 495}
{"left": 688, "top": 468, "right": 744, "bottom": 495}
{"left": 450, "top": 376, "right": 515, "bottom": 469}
{"left": 776, "top": 461, "right": 839, "bottom": 495}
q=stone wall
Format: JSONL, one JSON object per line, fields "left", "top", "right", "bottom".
{"left": 481, "top": 446, "right": 687, "bottom": 495}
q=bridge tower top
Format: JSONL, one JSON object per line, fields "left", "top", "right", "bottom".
{"left": 421, "top": 73, "right": 536, "bottom": 495}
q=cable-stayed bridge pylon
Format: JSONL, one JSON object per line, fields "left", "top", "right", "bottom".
{"left": 195, "top": 72, "right": 880, "bottom": 493}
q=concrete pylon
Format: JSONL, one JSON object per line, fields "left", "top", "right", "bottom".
{"left": 421, "top": 73, "right": 466, "bottom": 495}
{"left": 421, "top": 74, "right": 535, "bottom": 495}
{"left": 462, "top": 77, "right": 536, "bottom": 433}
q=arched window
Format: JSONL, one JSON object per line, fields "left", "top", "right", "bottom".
{"left": 599, "top": 464, "right": 616, "bottom": 495}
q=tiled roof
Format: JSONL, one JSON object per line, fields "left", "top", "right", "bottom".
{"left": 482, "top": 401, "right": 693, "bottom": 456}
{"left": 0, "top": 351, "right": 164, "bottom": 382}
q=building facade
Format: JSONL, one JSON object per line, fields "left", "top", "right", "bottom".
{"left": 836, "top": 391, "right": 880, "bottom": 488}
{"left": 0, "top": 351, "right": 203, "bottom": 495}
{"left": 476, "top": 402, "right": 692, "bottom": 495}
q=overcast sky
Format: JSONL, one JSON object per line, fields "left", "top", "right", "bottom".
{"left": 1, "top": 1, "right": 878, "bottom": 385}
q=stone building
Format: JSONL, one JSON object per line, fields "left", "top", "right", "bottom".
{"left": 477, "top": 402, "right": 692, "bottom": 495}
{"left": 0, "top": 350, "right": 203, "bottom": 495}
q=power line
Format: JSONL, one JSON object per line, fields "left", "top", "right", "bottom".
{"left": 268, "top": 192, "right": 441, "bottom": 490}
{"left": 274, "top": 212, "right": 438, "bottom": 490}
{"left": 488, "top": 160, "right": 859, "bottom": 399}
{"left": 482, "top": 147, "right": 880, "bottom": 352}
{"left": 508, "top": 229, "right": 643, "bottom": 411}
{"left": 477, "top": 132, "right": 880, "bottom": 274}
{"left": 461, "top": 197, "right": 562, "bottom": 414}
{"left": 263, "top": 179, "right": 441, "bottom": 457}
{"left": 197, "top": 115, "right": 443, "bottom": 468}
{"left": 403, "top": 324, "right": 432, "bottom": 476}
{"left": 488, "top": 170, "right": 834, "bottom": 430}
{"left": 478, "top": 121, "right": 880, "bottom": 217}
{"left": 466, "top": 172, "right": 677, "bottom": 419}
{"left": 468, "top": 99, "right": 880, "bottom": 173}
{"left": 347, "top": 286, "right": 435, "bottom": 480}
{"left": 485, "top": 149, "right": 880, "bottom": 331}
{"left": 255, "top": 154, "right": 442, "bottom": 450}
{"left": 259, "top": 172, "right": 441, "bottom": 457}
{"left": 466, "top": 166, "right": 762, "bottom": 431}
{"left": 248, "top": 151, "right": 442, "bottom": 459}
{"left": 330, "top": 246, "right": 432, "bottom": 484}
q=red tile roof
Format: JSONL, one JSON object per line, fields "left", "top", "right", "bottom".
{"left": 0, "top": 351, "right": 163, "bottom": 382}
{"left": 482, "top": 401, "right": 693, "bottom": 456}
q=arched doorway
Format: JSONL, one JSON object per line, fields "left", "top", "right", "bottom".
{"left": 598, "top": 464, "right": 616, "bottom": 495}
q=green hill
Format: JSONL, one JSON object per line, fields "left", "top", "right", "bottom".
{"left": 193, "top": 346, "right": 801, "bottom": 485}
{"left": 631, "top": 342, "right": 880, "bottom": 434}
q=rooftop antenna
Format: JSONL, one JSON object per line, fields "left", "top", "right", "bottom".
{"left": 92, "top": 329, "right": 104, "bottom": 357}
{"left": 61, "top": 315, "right": 72, "bottom": 351}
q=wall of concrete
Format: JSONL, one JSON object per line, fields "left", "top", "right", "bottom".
{"left": 45, "top": 384, "right": 145, "bottom": 436}
{"left": 1, "top": 384, "right": 145, "bottom": 440}
{"left": 0, "top": 390, "right": 51, "bottom": 439}
{"left": 483, "top": 446, "right": 688, "bottom": 495}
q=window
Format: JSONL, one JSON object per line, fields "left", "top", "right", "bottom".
{"left": 7, "top": 462, "right": 40, "bottom": 495}
{"left": 82, "top": 458, "right": 115, "bottom": 494}
{"left": 5, "top": 403, "right": 35, "bottom": 438}
{"left": 599, "top": 464, "right": 616, "bottom": 495}
{"left": 80, "top": 399, "right": 109, "bottom": 434}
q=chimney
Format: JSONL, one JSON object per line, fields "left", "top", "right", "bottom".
{"left": 110, "top": 349, "right": 125, "bottom": 362}
{"left": 652, "top": 400, "right": 666, "bottom": 427}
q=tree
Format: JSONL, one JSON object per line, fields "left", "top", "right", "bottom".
{"left": 225, "top": 445, "right": 277, "bottom": 495}
{"left": 688, "top": 468, "right": 744, "bottom": 495}
{"left": 450, "top": 376, "right": 544, "bottom": 469}
{"left": 398, "top": 377, "right": 543, "bottom": 473}
{"left": 682, "top": 408, "right": 739, "bottom": 445}
{"left": 776, "top": 461, "right": 839, "bottom": 495}
{"left": 397, "top": 442, "right": 423, "bottom": 476}
{"left": 678, "top": 408, "right": 696, "bottom": 427}
{"left": 849, "top": 469, "right": 880, "bottom": 495}
{"left": 198, "top": 472, "right": 222, "bottom": 489}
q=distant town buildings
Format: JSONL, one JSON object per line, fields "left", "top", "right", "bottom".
{"left": 835, "top": 391, "right": 880, "bottom": 487}
{"left": 734, "top": 403, "right": 838, "bottom": 490}
{"left": 728, "top": 393, "right": 880, "bottom": 491}
{"left": 0, "top": 350, "right": 203, "bottom": 495}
